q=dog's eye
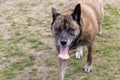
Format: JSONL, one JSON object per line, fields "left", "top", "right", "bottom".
{"left": 67, "top": 28, "right": 75, "bottom": 36}
{"left": 55, "top": 28, "right": 58, "bottom": 31}
{"left": 55, "top": 27, "right": 62, "bottom": 31}
{"left": 55, "top": 27, "right": 62, "bottom": 32}
{"left": 67, "top": 28, "right": 75, "bottom": 31}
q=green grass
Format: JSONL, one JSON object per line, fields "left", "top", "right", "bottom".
{"left": 4, "top": 44, "right": 25, "bottom": 57}
{"left": 29, "top": 78, "right": 42, "bottom": 80}
{"left": 0, "top": 1, "right": 120, "bottom": 80}
{"left": 0, "top": 69, "right": 16, "bottom": 79}
{"left": 10, "top": 56, "right": 35, "bottom": 70}
{"left": 102, "top": 15, "right": 113, "bottom": 29}
{"left": 19, "top": 8, "right": 30, "bottom": 15}
{"left": 58, "top": 3, "right": 64, "bottom": 6}
{"left": 27, "top": 37, "right": 52, "bottom": 51}
{"left": 27, "top": 37, "right": 43, "bottom": 44}
{"left": 16, "top": 2, "right": 28, "bottom": 7}
{"left": 1, "top": 10, "right": 9, "bottom": 15}
{"left": 0, "top": 57, "right": 8, "bottom": 64}
{"left": 105, "top": 4, "right": 119, "bottom": 16}
{"left": 15, "top": 30, "right": 21, "bottom": 36}
{"left": 45, "top": 59, "right": 56, "bottom": 67}
{"left": 0, "top": 54, "right": 35, "bottom": 79}
{"left": 0, "top": 36, "right": 4, "bottom": 49}
{"left": 27, "top": 37, "right": 43, "bottom": 50}
{"left": 10, "top": 21, "right": 17, "bottom": 27}
{"left": 28, "top": 54, "right": 35, "bottom": 61}
{"left": 29, "top": 68, "right": 37, "bottom": 75}
{"left": 26, "top": 17, "right": 42, "bottom": 26}
{"left": 6, "top": 15, "right": 13, "bottom": 21}
{"left": 102, "top": 4, "right": 120, "bottom": 30}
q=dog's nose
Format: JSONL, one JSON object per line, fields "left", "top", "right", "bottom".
{"left": 60, "top": 39, "right": 67, "bottom": 46}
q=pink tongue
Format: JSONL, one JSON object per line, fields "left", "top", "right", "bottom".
{"left": 58, "top": 46, "right": 70, "bottom": 60}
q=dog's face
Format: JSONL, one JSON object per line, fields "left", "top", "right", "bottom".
{"left": 51, "top": 4, "right": 81, "bottom": 60}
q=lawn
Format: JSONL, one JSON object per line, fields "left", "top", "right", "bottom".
{"left": 0, "top": 0, "right": 120, "bottom": 80}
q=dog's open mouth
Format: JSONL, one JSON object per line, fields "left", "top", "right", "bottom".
{"left": 58, "top": 46, "right": 70, "bottom": 60}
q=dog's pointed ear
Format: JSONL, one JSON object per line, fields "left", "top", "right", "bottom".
{"left": 51, "top": 7, "right": 60, "bottom": 24}
{"left": 72, "top": 4, "right": 81, "bottom": 25}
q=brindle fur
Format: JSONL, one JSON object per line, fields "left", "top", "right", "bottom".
{"left": 51, "top": 0, "right": 104, "bottom": 80}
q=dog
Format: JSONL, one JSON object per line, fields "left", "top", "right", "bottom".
{"left": 51, "top": 0, "right": 104, "bottom": 80}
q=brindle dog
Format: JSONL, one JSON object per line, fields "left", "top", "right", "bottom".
{"left": 51, "top": 0, "right": 104, "bottom": 80}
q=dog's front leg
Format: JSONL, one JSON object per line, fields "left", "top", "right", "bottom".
{"left": 84, "top": 42, "right": 93, "bottom": 72}
{"left": 58, "top": 59, "right": 66, "bottom": 80}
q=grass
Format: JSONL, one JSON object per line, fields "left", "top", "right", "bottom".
{"left": 0, "top": 0, "right": 120, "bottom": 80}
{"left": 27, "top": 37, "right": 52, "bottom": 51}
{"left": 27, "top": 37, "right": 44, "bottom": 51}
{"left": 0, "top": 36, "right": 4, "bottom": 49}
{"left": 104, "top": 4, "right": 119, "bottom": 16}
{"left": 10, "top": 56, "right": 35, "bottom": 70}
{"left": 15, "top": 30, "right": 21, "bottom": 36}
{"left": 102, "top": 15, "right": 113, "bottom": 29}
{"left": 58, "top": 3, "right": 64, "bottom": 6}
{"left": 26, "top": 17, "right": 42, "bottom": 26}
{"left": 10, "top": 21, "right": 17, "bottom": 27}
{"left": 29, "top": 78, "right": 42, "bottom": 80}
{"left": 45, "top": 59, "right": 56, "bottom": 67}
{"left": 29, "top": 68, "right": 37, "bottom": 75}
{"left": 6, "top": 15, "right": 13, "bottom": 21}
{"left": 0, "top": 54, "right": 35, "bottom": 79}
{"left": 19, "top": 8, "right": 30, "bottom": 15}
{"left": 0, "top": 69, "right": 16, "bottom": 79}
{"left": 102, "top": 4, "right": 120, "bottom": 30}
{"left": 4, "top": 44, "right": 25, "bottom": 57}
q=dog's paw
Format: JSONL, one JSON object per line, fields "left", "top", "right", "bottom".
{"left": 75, "top": 48, "right": 83, "bottom": 59}
{"left": 98, "top": 27, "right": 102, "bottom": 35}
{"left": 98, "top": 30, "right": 102, "bottom": 35}
{"left": 84, "top": 64, "right": 92, "bottom": 72}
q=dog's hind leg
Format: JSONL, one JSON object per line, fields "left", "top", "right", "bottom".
{"left": 75, "top": 46, "right": 83, "bottom": 59}
{"left": 98, "top": 21, "right": 102, "bottom": 35}
{"left": 98, "top": 16, "right": 103, "bottom": 35}
{"left": 84, "top": 42, "right": 93, "bottom": 72}
{"left": 98, "top": 2, "right": 104, "bottom": 35}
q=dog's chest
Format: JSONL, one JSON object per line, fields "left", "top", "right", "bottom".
{"left": 70, "top": 37, "right": 92, "bottom": 49}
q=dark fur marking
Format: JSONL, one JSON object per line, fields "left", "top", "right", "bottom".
{"left": 51, "top": 7, "right": 60, "bottom": 25}
{"left": 70, "top": 36, "right": 92, "bottom": 49}
{"left": 72, "top": 4, "right": 81, "bottom": 25}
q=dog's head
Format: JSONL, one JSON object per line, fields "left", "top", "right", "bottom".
{"left": 51, "top": 4, "right": 81, "bottom": 60}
